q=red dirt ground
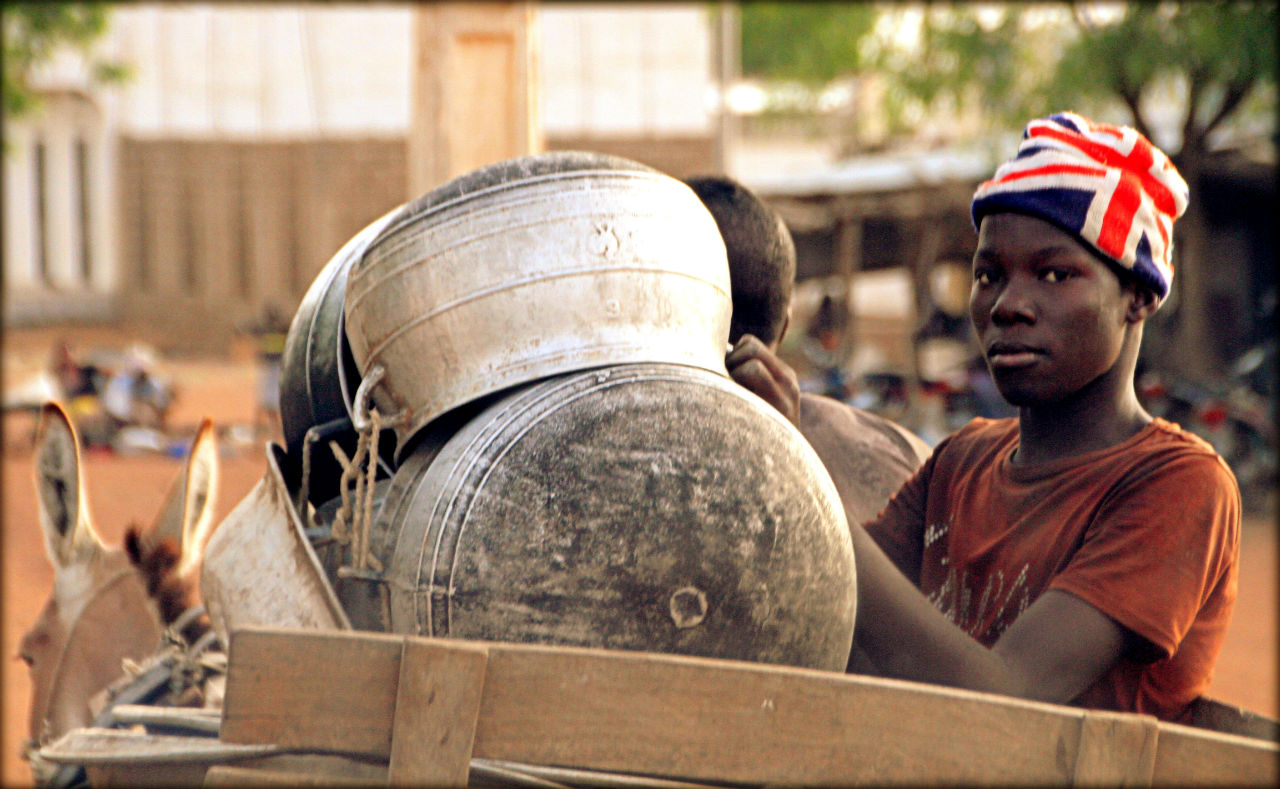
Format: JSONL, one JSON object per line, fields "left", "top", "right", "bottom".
{"left": 2, "top": 329, "right": 1276, "bottom": 787}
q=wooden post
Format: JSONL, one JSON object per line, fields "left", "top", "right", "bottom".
{"left": 407, "top": 2, "right": 542, "bottom": 199}
{"left": 835, "top": 208, "right": 863, "bottom": 382}
{"left": 388, "top": 639, "right": 488, "bottom": 787}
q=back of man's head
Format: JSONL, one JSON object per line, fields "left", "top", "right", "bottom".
{"left": 684, "top": 175, "right": 796, "bottom": 347}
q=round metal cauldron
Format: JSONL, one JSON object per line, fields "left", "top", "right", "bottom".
{"left": 370, "top": 363, "right": 857, "bottom": 671}
{"left": 279, "top": 205, "right": 401, "bottom": 506}
{"left": 344, "top": 152, "right": 733, "bottom": 460}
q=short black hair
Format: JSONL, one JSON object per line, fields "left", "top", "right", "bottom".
{"left": 684, "top": 175, "right": 796, "bottom": 346}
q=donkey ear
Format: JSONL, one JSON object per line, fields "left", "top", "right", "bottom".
{"left": 178, "top": 419, "right": 219, "bottom": 577}
{"left": 144, "top": 419, "right": 218, "bottom": 576}
{"left": 34, "top": 402, "right": 103, "bottom": 569}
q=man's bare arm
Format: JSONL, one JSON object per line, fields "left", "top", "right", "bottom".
{"left": 850, "top": 525, "right": 1132, "bottom": 704}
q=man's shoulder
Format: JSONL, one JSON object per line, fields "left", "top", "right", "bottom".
{"left": 1125, "top": 418, "right": 1241, "bottom": 488}
{"left": 798, "top": 393, "right": 931, "bottom": 466}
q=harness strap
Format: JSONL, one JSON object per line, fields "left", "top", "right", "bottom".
{"left": 168, "top": 604, "right": 207, "bottom": 637}
{"left": 188, "top": 629, "right": 220, "bottom": 660}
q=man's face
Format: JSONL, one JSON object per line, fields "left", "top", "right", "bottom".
{"left": 969, "top": 213, "right": 1136, "bottom": 408}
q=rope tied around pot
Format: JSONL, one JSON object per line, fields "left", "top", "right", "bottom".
{"left": 328, "top": 406, "right": 383, "bottom": 573}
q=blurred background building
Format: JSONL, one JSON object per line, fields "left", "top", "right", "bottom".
{"left": 3, "top": 2, "right": 1274, "bottom": 505}
{"left": 5, "top": 2, "right": 1272, "bottom": 367}
{"left": 4, "top": 2, "right": 723, "bottom": 351}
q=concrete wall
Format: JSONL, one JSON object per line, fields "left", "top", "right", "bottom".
{"left": 113, "top": 137, "right": 406, "bottom": 353}
{"left": 100, "top": 3, "right": 714, "bottom": 139}
{"left": 3, "top": 4, "right": 720, "bottom": 352}
{"left": 106, "top": 132, "right": 716, "bottom": 353}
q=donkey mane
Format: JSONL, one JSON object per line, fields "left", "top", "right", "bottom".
{"left": 123, "top": 525, "right": 211, "bottom": 646}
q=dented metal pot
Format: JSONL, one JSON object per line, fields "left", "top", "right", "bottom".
{"left": 344, "top": 152, "right": 733, "bottom": 459}
{"left": 369, "top": 363, "right": 857, "bottom": 672}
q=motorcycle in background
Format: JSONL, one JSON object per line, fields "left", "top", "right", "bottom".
{"left": 1138, "top": 342, "right": 1276, "bottom": 513}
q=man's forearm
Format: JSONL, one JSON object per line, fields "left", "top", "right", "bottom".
{"left": 849, "top": 525, "right": 1030, "bottom": 696}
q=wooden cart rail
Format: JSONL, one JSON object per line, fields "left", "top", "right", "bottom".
{"left": 203, "top": 626, "right": 1276, "bottom": 787}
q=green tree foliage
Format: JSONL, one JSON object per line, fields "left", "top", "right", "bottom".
{"left": 740, "top": 2, "right": 878, "bottom": 85}
{"left": 739, "top": 1, "right": 1275, "bottom": 378}
{"left": 1047, "top": 1, "right": 1276, "bottom": 159}
{"left": 3, "top": 2, "right": 129, "bottom": 119}
{"left": 864, "top": 3, "right": 1076, "bottom": 134}
{"left": 742, "top": 1, "right": 1275, "bottom": 161}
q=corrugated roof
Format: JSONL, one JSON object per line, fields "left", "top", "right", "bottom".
{"left": 747, "top": 146, "right": 999, "bottom": 197}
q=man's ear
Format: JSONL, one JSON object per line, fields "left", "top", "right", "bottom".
{"left": 774, "top": 307, "right": 792, "bottom": 351}
{"left": 1126, "top": 287, "right": 1159, "bottom": 324}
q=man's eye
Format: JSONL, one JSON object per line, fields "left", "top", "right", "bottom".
{"left": 974, "top": 270, "right": 995, "bottom": 285}
{"left": 1042, "top": 269, "right": 1072, "bottom": 283}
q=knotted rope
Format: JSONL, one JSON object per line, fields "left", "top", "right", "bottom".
{"left": 328, "top": 407, "right": 383, "bottom": 573}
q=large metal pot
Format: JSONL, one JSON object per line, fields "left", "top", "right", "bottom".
{"left": 279, "top": 205, "right": 402, "bottom": 506}
{"left": 368, "top": 363, "right": 857, "bottom": 672}
{"left": 344, "top": 152, "right": 733, "bottom": 460}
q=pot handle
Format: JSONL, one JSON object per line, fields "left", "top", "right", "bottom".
{"left": 351, "top": 364, "right": 406, "bottom": 431}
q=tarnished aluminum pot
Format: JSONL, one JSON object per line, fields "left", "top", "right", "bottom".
{"left": 368, "top": 363, "right": 857, "bottom": 671}
{"left": 279, "top": 205, "right": 401, "bottom": 506}
{"left": 344, "top": 151, "right": 733, "bottom": 460}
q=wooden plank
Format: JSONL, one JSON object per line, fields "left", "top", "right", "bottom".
{"left": 87, "top": 762, "right": 208, "bottom": 787}
{"left": 227, "top": 754, "right": 388, "bottom": 785}
{"left": 388, "top": 639, "right": 489, "bottom": 787}
{"left": 223, "top": 628, "right": 1276, "bottom": 787}
{"left": 204, "top": 765, "right": 381, "bottom": 787}
{"left": 1071, "top": 710, "right": 1157, "bottom": 786}
{"left": 220, "top": 627, "right": 404, "bottom": 757}
{"left": 40, "top": 728, "right": 279, "bottom": 764}
{"left": 1152, "top": 720, "right": 1280, "bottom": 786}
{"left": 222, "top": 629, "right": 1087, "bottom": 784}
{"left": 470, "top": 641, "right": 1088, "bottom": 786}
{"left": 109, "top": 704, "right": 222, "bottom": 735}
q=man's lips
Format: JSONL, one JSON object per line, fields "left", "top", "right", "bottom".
{"left": 986, "top": 343, "right": 1042, "bottom": 368}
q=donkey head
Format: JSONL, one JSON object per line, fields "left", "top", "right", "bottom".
{"left": 20, "top": 402, "right": 219, "bottom": 759}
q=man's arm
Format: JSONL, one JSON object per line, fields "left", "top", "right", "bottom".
{"left": 727, "top": 333, "right": 1138, "bottom": 704}
{"left": 851, "top": 524, "right": 1133, "bottom": 704}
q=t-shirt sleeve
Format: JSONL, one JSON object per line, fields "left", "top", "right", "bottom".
{"left": 862, "top": 441, "right": 939, "bottom": 583}
{"left": 1047, "top": 452, "right": 1240, "bottom": 659}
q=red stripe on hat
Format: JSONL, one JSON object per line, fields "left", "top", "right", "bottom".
{"left": 1155, "top": 207, "right": 1170, "bottom": 251}
{"left": 1096, "top": 172, "right": 1143, "bottom": 261}
{"left": 993, "top": 163, "right": 1108, "bottom": 184}
{"left": 1032, "top": 124, "right": 1179, "bottom": 217}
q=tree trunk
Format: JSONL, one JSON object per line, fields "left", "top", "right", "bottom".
{"left": 1164, "top": 150, "right": 1218, "bottom": 383}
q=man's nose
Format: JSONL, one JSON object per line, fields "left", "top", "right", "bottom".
{"left": 990, "top": 278, "right": 1036, "bottom": 325}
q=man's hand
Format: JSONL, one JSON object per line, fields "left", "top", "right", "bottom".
{"left": 726, "top": 334, "right": 801, "bottom": 426}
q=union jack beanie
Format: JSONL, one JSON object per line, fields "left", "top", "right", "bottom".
{"left": 971, "top": 112, "right": 1189, "bottom": 302}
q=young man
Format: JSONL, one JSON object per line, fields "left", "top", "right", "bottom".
{"left": 684, "top": 174, "right": 931, "bottom": 529}
{"left": 727, "top": 113, "right": 1240, "bottom": 723}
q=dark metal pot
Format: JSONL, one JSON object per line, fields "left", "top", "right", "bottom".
{"left": 279, "top": 206, "right": 401, "bottom": 506}
{"left": 369, "top": 363, "right": 857, "bottom": 672}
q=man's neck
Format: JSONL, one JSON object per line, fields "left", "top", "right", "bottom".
{"left": 1013, "top": 377, "right": 1151, "bottom": 466}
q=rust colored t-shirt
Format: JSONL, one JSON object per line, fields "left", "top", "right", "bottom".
{"left": 864, "top": 417, "right": 1240, "bottom": 722}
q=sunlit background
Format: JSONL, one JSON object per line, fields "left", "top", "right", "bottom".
{"left": 2, "top": 6, "right": 1275, "bottom": 781}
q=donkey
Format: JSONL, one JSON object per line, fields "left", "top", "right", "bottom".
{"left": 19, "top": 402, "right": 219, "bottom": 776}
